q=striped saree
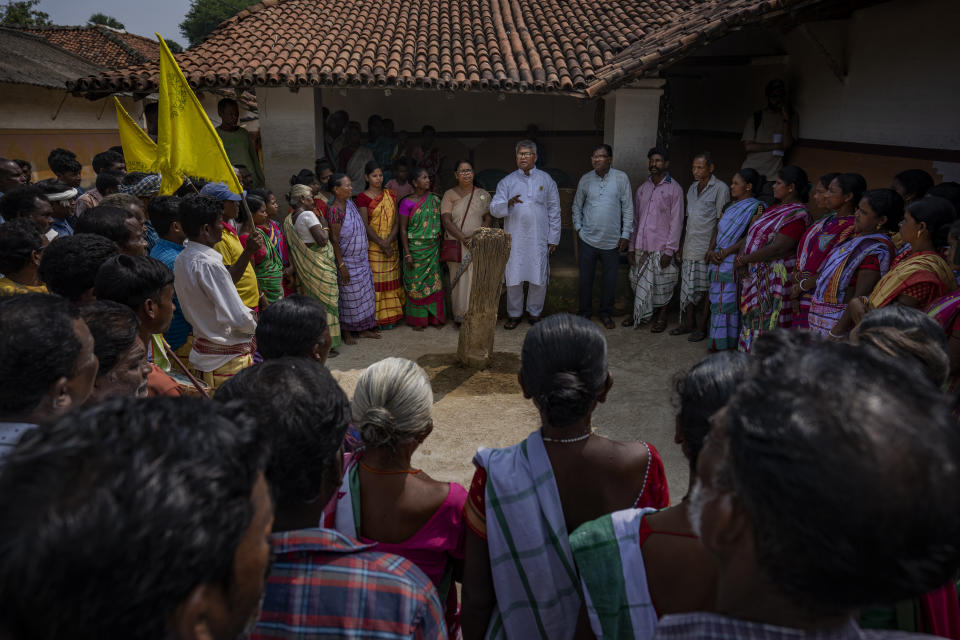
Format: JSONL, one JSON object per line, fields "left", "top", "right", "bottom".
{"left": 329, "top": 201, "right": 377, "bottom": 332}
{"left": 250, "top": 225, "right": 285, "bottom": 303}
{"left": 792, "top": 213, "right": 856, "bottom": 328}
{"left": 928, "top": 289, "right": 960, "bottom": 392}
{"left": 282, "top": 213, "right": 342, "bottom": 349}
{"left": 708, "top": 197, "right": 762, "bottom": 351}
{"left": 365, "top": 190, "right": 404, "bottom": 327}
{"left": 868, "top": 250, "right": 956, "bottom": 310}
{"left": 401, "top": 193, "right": 445, "bottom": 327}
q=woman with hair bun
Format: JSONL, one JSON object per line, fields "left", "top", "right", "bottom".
{"left": 734, "top": 165, "right": 811, "bottom": 351}
{"left": 705, "top": 168, "right": 764, "bottom": 350}
{"left": 332, "top": 357, "right": 466, "bottom": 634}
{"left": 842, "top": 196, "right": 957, "bottom": 331}
{"left": 461, "top": 313, "right": 668, "bottom": 639}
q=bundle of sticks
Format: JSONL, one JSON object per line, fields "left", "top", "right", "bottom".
{"left": 457, "top": 227, "right": 511, "bottom": 369}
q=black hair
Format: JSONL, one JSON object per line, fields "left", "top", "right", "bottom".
{"left": 314, "top": 159, "right": 333, "bottom": 177}
{"left": 244, "top": 194, "right": 265, "bottom": 222}
{"left": 0, "top": 185, "right": 47, "bottom": 221}
{"left": 367, "top": 114, "right": 383, "bottom": 129}
{"left": 173, "top": 177, "right": 207, "bottom": 197}
{"left": 178, "top": 194, "right": 222, "bottom": 237}
{"left": 859, "top": 305, "right": 950, "bottom": 348}
{"left": 94, "top": 255, "right": 173, "bottom": 311}
{"left": 421, "top": 124, "right": 435, "bottom": 135}
{"left": 217, "top": 97, "right": 238, "bottom": 111}
{"left": 894, "top": 169, "right": 935, "bottom": 201}
{"left": 14, "top": 158, "right": 31, "bottom": 175}
{"left": 95, "top": 170, "right": 123, "bottom": 195}
{"left": 79, "top": 301, "right": 139, "bottom": 376}
{"left": 0, "top": 396, "right": 267, "bottom": 640}
{"left": 256, "top": 295, "right": 329, "bottom": 360}
{"left": 818, "top": 172, "right": 840, "bottom": 189}
{"left": 408, "top": 166, "right": 429, "bottom": 185}
{"left": 0, "top": 294, "right": 82, "bottom": 417}
{"left": 363, "top": 160, "right": 381, "bottom": 189}
{"left": 290, "top": 169, "right": 316, "bottom": 187}
{"left": 832, "top": 172, "right": 867, "bottom": 207}
{"left": 248, "top": 187, "right": 273, "bottom": 204}
{"left": 147, "top": 196, "right": 182, "bottom": 237}
{"left": 860, "top": 189, "right": 905, "bottom": 233}
{"left": 325, "top": 172, "right": 349, "bottom": 193}
{"left": 122, "top": 171, "right": 150, "bottom": 187}
{"left": 907, "top": 196, "right": 957, "bottom": 250}
{"left": 592, "top": 144, "right": 613, "bottom": 157}
{"left": 47, "top": 148, "right": 77, "bottom": 174}
{"left": 216, "top": 358, "right": 349, "bottom": 508}
{"left": 928, "top": 182, "right": 960, "bottom": 216}
{"left": 736, "top": 168, "right": 765, "bottom": 196}
{"left": 520, "top": 313, "right": 608, "bottom": 428}
{"left": 857, "top": 323, "right": 949, "bottom": 387}
{"left": 721, "top": 331, "right": 960, "bottom": 612}
{"left": 76, "top": 206, "right": 134, "bottom": 247}
{"left": 92, "top": 150, "right": 124, "bottom": 173}
{"left": 674, "top": 352, "right": 749, "bottom": 472}
{"left": 39, "top": 234, "right": 119, "bottom": 302}
{"left": 692, "top": 150, "right": 713, "bottom": 165}
{"left": 777, "top": 165, "right": 812, "bottom": 203}
{"left": 0, "top": 217, "right": 43, "bottom": 273}
{"left": 647, "top": 147, "right": 668, "bottom": 161}
{"left": 35, "top": 179, "right": 74, "bottom": 196}
{"left": 392, "top": 158, "right": 409, "bottom": 171}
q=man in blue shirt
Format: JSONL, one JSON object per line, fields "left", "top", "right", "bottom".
{"left": 0, "top": 157, "right": 26, "bottom": 219}
{"left": 148, "top": 196, "right": 193, "bottom": 354}
{"left": 571, "top": 144, "right": 634, "bottom": 328}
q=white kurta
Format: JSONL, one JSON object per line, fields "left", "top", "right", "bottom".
{"left": 490, "top": 168, "right": 562, "bottom": 287}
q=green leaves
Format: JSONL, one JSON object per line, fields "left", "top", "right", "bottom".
{"left": 178, "top": 0, "right": 253, "bottom": 47}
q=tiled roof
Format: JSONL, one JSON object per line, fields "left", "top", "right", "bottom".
{"left": 68, "top": 0, "right": 849, "bottom": 98}
{"left": 0, "top": 28, "right": 104, "bottom": 89}
{"left": 19, "top": 25, "right": 159, "bottom": 69}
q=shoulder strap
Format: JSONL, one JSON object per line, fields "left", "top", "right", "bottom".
{"left": 459, "top": 187, "right": 475, "bottom": 231}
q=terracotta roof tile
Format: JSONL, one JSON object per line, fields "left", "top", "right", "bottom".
{"left": 68, "top": 0, "right": 857, "bottom": 98}
{"left": 19, "top": 25, "right": 158, "bottom": 69}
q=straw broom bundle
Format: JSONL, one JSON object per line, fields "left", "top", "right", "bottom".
{"left": 457, "top": 227, "right": 512, "bottom": 368}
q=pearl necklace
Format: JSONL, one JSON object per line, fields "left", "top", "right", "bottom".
{"left": 541, "top": 429, "right": 592, "bottom": 444}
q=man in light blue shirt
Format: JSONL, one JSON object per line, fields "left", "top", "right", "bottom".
{"left": 572, "top": 144, "right": 633, "bottom": 327}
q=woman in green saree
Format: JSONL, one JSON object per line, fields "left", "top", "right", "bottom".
{"left": 399, "top": 167, "right": 445, "bottom": 329}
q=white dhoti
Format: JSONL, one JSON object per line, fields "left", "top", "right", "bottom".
{"left": 506, "top": 283, "right": 547, "bottom": 318}
{"left": 679, "top": 258, "right": 711, "bottom": 319}
{"left": 630, "top": 250, "right": 678, "bottom": 326}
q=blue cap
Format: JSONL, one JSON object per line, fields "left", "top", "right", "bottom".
{"left": 199, "top": 181, "right": 243, "bottom": 201}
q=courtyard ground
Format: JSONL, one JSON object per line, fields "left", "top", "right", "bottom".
{"left": 328, "top": 312, "right": 707, "bottom": 503}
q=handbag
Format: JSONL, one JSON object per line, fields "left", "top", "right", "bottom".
{"left": 440, "top": 187, "right": 474, "bottom": 263}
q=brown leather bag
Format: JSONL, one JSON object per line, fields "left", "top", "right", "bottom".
{"left": 440, "top": 187, "right": 474, "bottom": 263}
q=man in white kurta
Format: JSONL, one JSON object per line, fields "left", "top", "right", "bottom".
{"left": 490, "top": 141, "right": 561, "bottom": 327}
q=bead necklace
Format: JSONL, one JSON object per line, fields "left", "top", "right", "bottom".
{"left": 541, "top": 428, "right": 593, "bottom": 444}
{"left": 360, "top": 461, "right": 422, "bottom": 475}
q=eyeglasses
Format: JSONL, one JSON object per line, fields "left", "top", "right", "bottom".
{"left": 456, "top": 169, "right": 474, "bottom": 174}
{"left": 517, "top": 152, "right": 535, "bottom": 158}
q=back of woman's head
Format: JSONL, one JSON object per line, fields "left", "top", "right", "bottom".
{"left": 861, "top": 188, "right": 905, "bottom": 232}
{"left": 737, "top": 168, "right": 764, "bottom": 196}
{"left": 520, "top": 313, "right": 608, "bottom": 428}
{"left": 836, "top": 172, "right": 867, "bottom": 206}
{"left": 352, "top": 357, "right": 433, "bottom": 450}
{"left": 908, "top": 196, "right": 957, "bottom": 249}
{"left": 929, "top": 182, "right": 960, "bottom": 216}
{"left": 894, "top": 169, "right": 935, "bottom": 201}
{"left": 778, "top": 165, "right": 811, "bottom": 203}
{"left": 856, "top": 325, "right": 949, "bottom": 387}
{"left": 290, "top": 169, "right": 315, "bottom": 187}
{"left": 674, "top": 351, "right": 749, "bottom": 470}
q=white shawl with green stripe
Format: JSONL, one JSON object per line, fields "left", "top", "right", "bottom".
{"left": 570, "top": 508, "right": 658, "bottom": 639}
{"left": 474, "top": 430, "right": 582, "bottom": 639}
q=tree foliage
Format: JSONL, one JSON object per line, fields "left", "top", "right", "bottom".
{"left": 88, "top": 12, "right": 125, "bottom": 30}
{"left": 0, "top": 0, "right": 51, "bottom": 27}
{"left": 165, "top": 39, "right": 184, "bottom": 53}
{"left": 179, "top": 0, "right": 252, "bottom": 47}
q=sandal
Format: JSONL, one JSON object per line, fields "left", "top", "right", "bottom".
{"left": 668, "top": 326, "right": 693, "bottom": 336}
{"left": 504, "top": 317, "right": 522, "bottom": 330}
{"left": 621, "top": 316, "right": 634, "bottom": 327}
{"left": 650, "top": 319, "right": 668, "bottom": 333}
{"left": 601, "top": 316, "right": 616, "bottom": 330}
{"left": 688, "top": 330, "right": 707, "bottom": 342}
{"left": 527, "top": 315, "right": 541, "bottom": 325}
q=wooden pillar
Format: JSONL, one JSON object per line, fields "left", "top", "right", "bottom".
{"left": 456, "top": 227, "right": 512, "bottom": 368}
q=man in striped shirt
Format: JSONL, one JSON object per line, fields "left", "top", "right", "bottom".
{"left": 217, "top": 359, "right": 446, "bottom": 640}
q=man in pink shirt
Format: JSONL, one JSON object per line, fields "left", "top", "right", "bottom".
{"left": 625, "top": 148, "right": 684, "bottom": 331}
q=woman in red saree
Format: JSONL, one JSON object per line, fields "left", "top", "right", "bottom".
{"left": 840, "top": 196, "right": 957, "bottom": 334}
{"left": 734, "top": 166, "right": 811, "bottom": 352}
{"left": 789, "top": 173, "right": 864, "bottom": 328}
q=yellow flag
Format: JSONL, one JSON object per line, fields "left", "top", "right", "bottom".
{"left": 155, "top": 34, "right": 243, "bottom": 196}
{"left": 113, "top": 97, "right": 157, "bottom": 173}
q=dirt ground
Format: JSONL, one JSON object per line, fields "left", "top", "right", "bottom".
{"left": 328, "top": 314, "right": 708, "bottom": 503}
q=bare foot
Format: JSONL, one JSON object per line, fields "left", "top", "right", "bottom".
{"left": 359, "top": 330, "right": 381, "bottom": 339}
{"left": 343, "top": 333, "right": 358, "bottom": 345}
